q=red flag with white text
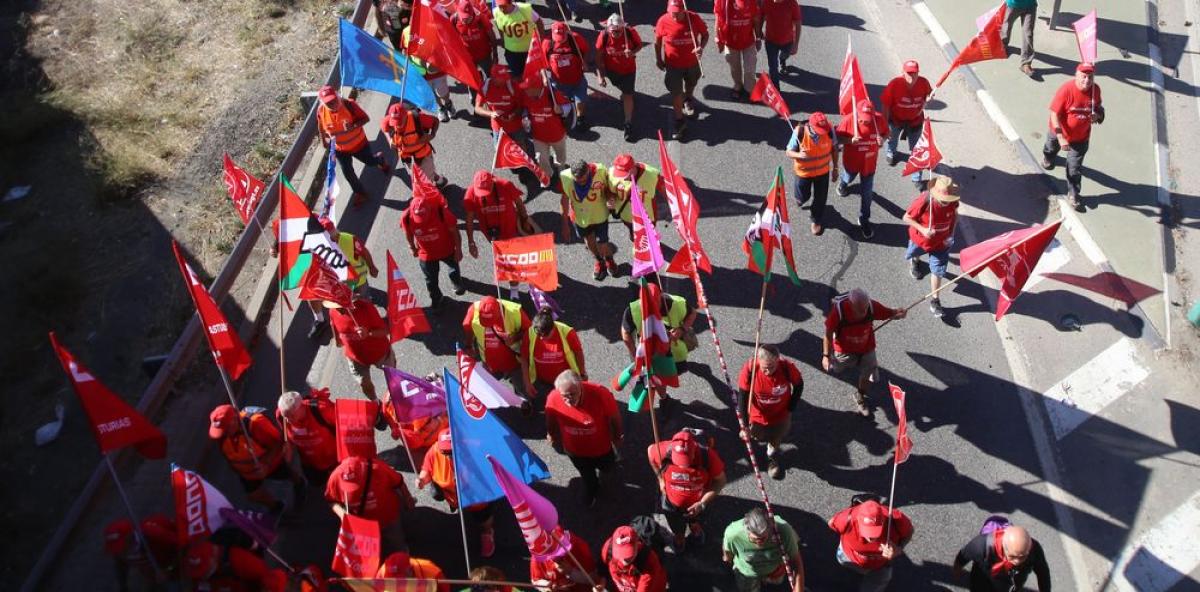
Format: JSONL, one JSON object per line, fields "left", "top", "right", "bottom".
{"left": 172, "top": 242, "right": 253, "bottom": 380}
{"left": 493, "top": 233, "right": 559, "bottom": 291}
{"left": 936, "top": 3, "right": 1008, "bottom": 88}
{"left": 493, "top": 129, "right": 550, "bottom": 187}
{"left": 959, "top": 220, "right": 1062, "bottom": 320}
{"left": 838, "top": 38, "right": 870, "bottom": 119}
{"left": 336, "top": 399, "right": 380, "bottom": 461}
{"left": 299, "top": 260, "right": 354, "bottom": 308}
{"left": 657, "top": 131, "right": 712, "bottom": 274}
{"left": 522, "top": 28, "right": 550, "bottom": 86}
{"left": 49, "top": 333, "right": 167, "bottom": 459}
{"left": 386, "top": 251, "right": 431, "bottom": 342}
{"left": 170, "top": 464, "right": 234, "bottom": 546}
{"left": 1073, "top": 10, "right": 1098, "bottom": 63}
{"left": 407, "top": 0, "right": 484, "bottom": 91}
{"left": 900, "top": 119, "right": 943, "bottom": 177}
{"left": 222, "top": 154, "right": 266, "bottom": 225}
{"left": 889, "top": 383, "right": 913, "bottom": 464}
{"left": 332, "top": 514, "right": 382, "bottom": 578}
{"left": 750, "top": 73, "right": 792, "bottom": 121}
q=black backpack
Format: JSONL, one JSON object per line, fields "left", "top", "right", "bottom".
{"left": 629, "top": 515, "right": 670, "bottom": 555}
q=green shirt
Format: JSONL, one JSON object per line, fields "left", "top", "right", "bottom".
{"left": 723, "top": 516, "right": 800, "bottom": 578}
{"left": 1006, "top": 0, "right": 1037, "bottom": 10}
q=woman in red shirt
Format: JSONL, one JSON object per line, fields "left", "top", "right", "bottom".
{"left": 736, "top": 345, "right": 803, "bottom": 479}
{"left": 596, "top": 14, "right": 644, "bottom": 141}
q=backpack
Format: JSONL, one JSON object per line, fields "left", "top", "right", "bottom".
{"left": 240, "top": 406, "right": 277, "bottom": 446}
{"left": 629, "top": 515, "right": 670, "bottom": 554}
{"left": 832, "top": 293, "right": 874, "bottom": 333}
{"left": 980, "top": 515, "right": 1011, "bottom": 535}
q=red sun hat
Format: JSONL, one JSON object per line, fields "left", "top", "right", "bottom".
{"left": 318, "top": 84, "right": 339, "bottom": 105}
{"left": 339, "top": 457, "right": 368, "bottom": 494}
{"left": 1076, "top": 62, "right": 1095, "bottom": 74}
{"left": 478, "top": 296, "right": 503, "bottom": 327}
{"left": 808, "top": 111, "right": 830, "bottom": 133}
{"left": 667, "top": 0, "right": 685, "bottom": 13}
{"left": 669, "top": 430, "right": 697, "bottom": 468}
{"left": 436, "top": 428, "right": 453, "bottom": 452}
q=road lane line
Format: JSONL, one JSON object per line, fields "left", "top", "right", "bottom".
{"left": 1107, "top": 491, "right": 1200, "bottom": 592}
{"left": 1042, "top": 337, "right": 1150, "bottom": 440}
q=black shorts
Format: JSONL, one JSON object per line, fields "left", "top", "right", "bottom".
{"left": 660, "top": 494, "right": 703, "bottom": 535}
{"left": 574, "top": 221, "right": 611, "bottom": 243}
{"left": 607, "top": 70, "right": 636, "bottom": 95}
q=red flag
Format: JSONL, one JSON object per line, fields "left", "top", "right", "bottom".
{"left": 335, "top": 399, "right": 380, "bottom": 461}
{"left": 49, "top": 333, "right": 167, "bottom": 458}
{"left": 493, "top": 129, "right": 550, "bottom": 187}
{"left": 410, "top": 159, "right": 445, "bottom": 202}
{"left": 386, "top": 251, "right": 431, "bottom": 342}
{"left": 172, "top": 242, "right": 253, "bottom": 380}
{"left": 900, "top": 119, "right": 944, "bottom": 177}
{"left": 936, "top": 3, "right": 1008, "bottom": 88}
{"left": 959, "top": 220, "right": 1062, "bottom": 320}
{"left": 331, "top": 514, "right": 382, "bottom": 578}
{"left": 1072, "top": 10, "right": 1098, "bottom": 64}
{"left": 299, "top": 261, "right": 353, "bottom": 308}
{"left": 522, "top": 28, "right": 550, "bottom": 86}
{"left": 657, "top": 131, "right": 712, "bottom": 274}
{"left": 633, "top": 279, "right": 679, "bottom": 389}
{"left": 662, "top": 245, "right": 708, "bottom": 310}
{"left": 838, "top": 38, "right": 869, "bottom": 119}
{"left": 889, "top": 383, "right": 913, "bottom": 464}
{"left": 749, "top": 73, "right": 792, "bottom": 121}
{"left": 222, "top": 154, "right": 265, "bottom": 225}
{"left": 493, "top": 233, "right": 559, "bottom": 291}
{"left": 407, "top": 0, "right": 484, "bottom": 91}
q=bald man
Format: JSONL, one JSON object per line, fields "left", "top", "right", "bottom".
{"left": 822, "top": 288, "right": 905, "bottom": 416}
{"left": 952, "top": 524, "right": 1051, "bottom": 591}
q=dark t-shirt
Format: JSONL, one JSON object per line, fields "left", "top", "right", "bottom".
{"left": 955, "top": 533, "right": 1051, "bottom": 592}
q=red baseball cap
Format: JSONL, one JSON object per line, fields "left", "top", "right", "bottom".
{"left": 903, "top": 60, "right": 919, "bottom": 74}
{"left": 853, "top": 500, "right": 887, "bottom": 539}
{"left": 456, "top": 0, "right": 475, "bottom": 17}
{"left": 610, "top": 525, "right": 640, "bottom": 561}
{"left": 551, "top": 21, "right": 569, "bottom": 40}
{"left": 478, "top": 296, "right": 503, "bottom": 327}
{"left": 104, "top": 519, "right": 133, "bottom": 555}
{"left": 386, "top": 102, "right": 410, "bottom": 120}
{"left": 472, "top": 170, "right": 494, "bottom": 195}
{"left": 490, "top": 64, "right": 511, "bottom": 79}
{"left": 858, "top": 100, "right": 875, "bottom": 114}
{"left": 667, "top": 0, "right": 685, "bottom": 13}
{"left": 377, "top": 551, "right": 412, "bottom": 577}
{"left": 318, "top": 84, "right": 339, "bottom": 105}
{"left": 208, "top": 404, "right": 238, "bottom": 439}
{"left": 496, "top": 0, "right": 513, "bottom": 6}
{"left": 184, "top": 540, "right": 217, "bottom": 580}
{"left": 669, "top": 430, "right": 697, "bottom": 468}
{"left": 338, "top": 456, "right": 369, "bottom": 494}
{"left": 808, "top": 111, "right": 830, "bottom": 133}
{"left": 1077, "top": 62, "right": 1095, "bottom": 74}
{"left": 436, "top": 428, "right": 453, "bottom": 453}
{"left": 611, "top": 154, "right": 636, "bottom": 179}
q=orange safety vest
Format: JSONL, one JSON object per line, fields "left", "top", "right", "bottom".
{"left": 385, "top": 110, "right": 434, "bottom": 160}
{"left": 792, "top": 127, "right": 834, "bottom": 178}
{"left": 220, "top": 413, "right": 284, "bottom": 481}
{"left": 317, "top": 102, "right": 369, "bottom": 154}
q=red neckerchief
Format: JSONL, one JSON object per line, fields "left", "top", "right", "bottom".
{"left": 991, "top": 529, "right": 1017, "bottom": 577}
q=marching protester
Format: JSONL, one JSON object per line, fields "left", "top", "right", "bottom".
{"left": 464, "top": 170, "right": 535, "bottom": 257}
{"left": 418, "top": 429, "right": 498, "bottom": 558}
{"left": 785, "top": 111, "right": 838, "bottom": 236}
{"left": 829, "top": 498, "right": 915, "bottom": 591}
{"left": 595, "top": 14, "right": 644, "bottom": 141}
{"left": 373, "top": 0, "right": 411, "bottom": 49}
{"left": 529, "top": 528, "right": 600, "bottom": 591}
{"left": 722, "top": 507, "right": 805, "bottom": 592}
{"left": 183, "top": 538, "right": 289, "bottom": 592}
{"left": 520, "top": 74, "right": 572, "bottom": 182}
{"left": 1043, "top": 62, "right": 1104, "bottom": 210}
{"left": 902, "top": 176, "right": 961, "bottom": 318}
{"left": 276, "top": 389, "right": 338, "bottom": 482}
{"left": 823, "top": 288, "right": 906, "bottom": 416}
{"left": 492, "top": 0, "right": 543, "bottom": 78}
{"left": 736, "top": 345, "right": 803, "bottom": 479}
{"left": 1002, "top": 0, "right": 1038, "bottom": 77}
{"left": 545, "top": 370, "right": 622, "bottom": 508}
{"left": 475, "top": 64, "right": 528, "bottom": 147}
{"left": 461, "top": 296, "right": 532, "bottom": 402}
{"left": 835, "top": 100, "right": 889, "bottom": 240}
{"left": 209, "top": 403, "right": 305, "bottom": 513}
{"left": 378, "top": 551, "right": 449, "bottom": 591}
{"left": 452, "top": 0, "right": 498, "bottom": 104}
{"left": 543, "top": 22, "right": 593, "bottom": 130}
{"left": 326, "top": 454, "right": 417, "bottom": 553}
{"left": 608, "top": 153, "right": 664, "bottom": 239}
{"left": 655, "top": 0, "right": 709, "bottom": 140}
{"left": 521, "top": 308, "right": 587, "bottom": 401}
{"left": 647, "top": 429, "right": 728, "bottom": 551}
{"left": 315, "top": 85, "right": 390, "bottom": 206}
{"left": 880, "top": 60, "right": 933, "bottom": 187}
{"left": 103, "top": 515, "right": 178, "bottom": 590}
{"left": 401, "top": 25, "right": 456, "bottom": 123}
{"left": 381, "top": 102, "right": 448, "bottom": 187}
{"left": 714, "top": 0, "right": 761, "bottom": 101}
{"left": 620, "top": 278, "right": 698, "bottom": 414}
{"left": 559, "top": 159, "right": 619, "bottom": 280}
{"left": 320, "top": 217, "right": 377, "bottom": 295}
{"left": 327, "top": 294, "right": 397, "bottom": 403}
{"left": 759, "top": 0, "right": 802, "bottom": 90}
{"left": 953, "top": 523, "right": 1051, "bottom": 591}
{"left": 400, "top": 182, "right": 466, "bottom": 307}
{"left": 601, "top": 525, "right": 669, "bottom": 592}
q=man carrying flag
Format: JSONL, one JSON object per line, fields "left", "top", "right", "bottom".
{"left": 400, "top": 178, "right": 466, "bottom": 307}
{"left": 655, "top": 0, "right": 709, "bottom": 140}
{"left": 620, "top": 277, "right": 697, "bottom": 415}
{"left": 714, "top": 0, "right": 761, "bottom": 101}
{"left": 880, "top": 60, "right": 932, "bottom": 176}
{"left": 418, "top": 429, "right": 499, "bottom": 557}
{"left": 822, "top": 288, "right": 906, "bottom": 416}
{"left": 608, "top": 153, "right": 664, "bottom": 240}
{"left": 326, "top": 454, "right": 416, "bottom": 555}
{"left": 381, "top": 102, "right": 447, "bottom": 187}
{"left": 461, "top": 295, "right": 532, "bottom": 402}
{"left": 743, "top": 166, "right": 803, "bottom": 285}
{"left": 835, "top": 101, "right": 889, "bottom": 240}
{"left": 901, "top": 176, "right": 961, "bottom": 318}
{"left": 595, "top": 15, "right": 645, "bottom": 141}
{"left": 207, "top": 404, "right": 304, "bottom": 513}
{"left": 464, "top": 169, "right": 534, "bottom": 260}
{"left": 828, "top": 498, "right": 914, "bottom": 590}
{"left": 328, "top": 292, "right": 398, "bottom": 403}
{"left": 315, "top": 85, "right": 391, "bottom": 207}
{"left": 785, "top": 112, "right": 838, "bottom": 236}
{"left": 1043, "top": 62, "right": 1103, "bottom": 210}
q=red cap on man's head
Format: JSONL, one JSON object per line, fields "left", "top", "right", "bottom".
{"left": 208, "top": 404, "right": 238, "bottom": 439}
{"left": 611, "top": 526, "right": 640, "bottom": 560}
{"left": 903, "top": 60, "right": 920, "bottom": 74}
{"left": 852, "top": 500, "right": 887, "bottom": 539}
{"left": 104, "top": 519, "right": 133, "bottom": 555}
{"left": 377, "top": 552, "right": 412, "bottom": 577}
{"left": 808, "top": 111, "right": 830, "bottom": 133}
{"left": 611, "top": 154, "right": 635, "bottom": 179}
{"left": 318, "top": 84, "right": 339, "bottom": 105}
{"left": 338, "top": 456, "right": 369, "bottom": 494}
{"left": 669, "top": 430, "right": 697, "bottom": 468}
{"left": 551, "top": 21, "right": 569, "bottom": 40}
{"left": 472, "top": 170, "right": 494, "bottom": 195}
{"left": 436, "top": 428, "right": 453, "bottom": 452}
{"left": 1077, "top": 62, "right": 1095, "bottom": 74}
{"left": 667, "top": 0, "right": 685, "bottom": 13}
{"left": 858, "top": 100, "right": 875, "bottom": 114}
{"left": 478, "top": 296, "right": 503, "bottom": 326}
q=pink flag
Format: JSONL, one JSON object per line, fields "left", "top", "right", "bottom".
{"left": 1072, "top": 10, "right": 1098, "bottom": 64}
{"left": 629, "top": 183, "right": 665, "bottom": 278}
{"left": 487, "top": 455, "right": 568, "bottom": 560}
{"left": 889, "top": 383, "right": 913, "bottom": 464}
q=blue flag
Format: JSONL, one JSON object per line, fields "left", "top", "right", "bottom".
{"left": 338, "top": 19, "right": 437, "bottom": 112}
{"left": 443, "top": 368, "right": 550, "bottom": 506}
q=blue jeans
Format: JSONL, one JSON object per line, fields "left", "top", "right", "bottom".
{"left": 836, "top": 544, "right": 893, "bottom": 592}
{"left": 887, "top": 121, "right": 923, "bottom": 183}
{"left": 905, "top": 240, "right": 952, "bottom": 278}
{"left": 838, "top": 168, "right": 875, "bottom": 222}
{"left": 764, "top": 41, "right": 792, "bottom": 90}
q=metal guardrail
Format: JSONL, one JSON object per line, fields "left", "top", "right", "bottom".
{"left": 19, "top": 1, "right": 373, "bottom": 589}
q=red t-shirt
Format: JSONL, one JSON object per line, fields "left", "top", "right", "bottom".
{"left": 463, "top": 178, "right": 524, "bottom": 241}
{"left": 524, "top": 327, "right": 583, "bottom": 384}
{"left": 824, "top": 298, "right": 897, "bottom": 355}
{"left": 830, "top": 506, "right": 914, "bottom": 570}
{"left": 324, "top": 458, "right": 411, "bottom": 528}
{"left": 648, "top": 441, "right": 725, "bottom": 507}
{"left": 479, "top": 76, "right": 524, "bottom": 134}
{"left": 545, "top": 382, "right": 619, "bottom": 458}
{"left": 761, "top": 0, "right": 802, "bottom": 45}
{"left": 880, "top": 76, "right": 933, "bottom": 124}
{"left": 522, "top": 88, "right": 569, "bottom": 143}
{"left": 655, "top": 12, "right": 708, "bottom": 69}
{"left": 330, "top": 299, "right": 390, "bottom": 365}
{"left": 400, "top": 196, "right": 458, "bottom": 261}
{"left": 282, "top": 403, "right": 338, "bottom": 471}
{"left": 529, "top": 532, "right": 596, "bottom": 590}
{"left": 460, "top": 303, "right": 531, "bottom": 373}
{"left": 905, "top": 193, "right": 958, "bottom": 253}
{"left": 454, "top": 16, "right": 493, "bottom": 61}
{"left": 836, "top": 113, "right": 889, "bottom": 175}
{"left": 715, "top": 0, "right": 758, "bottom": 51}
{"left": 1048, "top": 80, "right": 1102, "bottom": 144}
{"left": 544, "top": 32, "right": 589, "bottom": 85}
{"left": 602, "top": 539, "right": 667, "bottom": 592}
{"left": 597, "top": 27, "right": 642, "bottom": 75}
{"left": 737, "top": 358, "right": 802, "bottom": 426}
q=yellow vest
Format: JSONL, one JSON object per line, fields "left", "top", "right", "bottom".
{"left": 470, "top": 299, "right": 524, "bottom": 356}
{"left": 792, "top": 127, "right": 834, "bottom": 178}
{"left": 628, "top": 294, "right": 689, "bottom": 362}
{"left": 493, "top": 4, "right": 536, "bottom": 53}
{"left": 609, "top": 165, "right": 660, "bottom": 224}
{"left": 338, "top": 232, "right": 370, "bottom": 289}
{"left": 561, "top": 164, "right": 611, "bottom": 228}
{"left": 526, "top": 322, "right": 580, "bottom": 382}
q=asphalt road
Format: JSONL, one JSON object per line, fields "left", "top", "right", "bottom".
{"left": 228, "top": 0, "right": 1079, "bottom": 590}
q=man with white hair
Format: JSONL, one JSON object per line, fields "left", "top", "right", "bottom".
{"left": 822, "top": 288, "right": 906, "bottom": 416}
{"left": 276, "top": 390, "right": 338, "bottom": 481}
{"left": 544, "top": 370, "right": 623, "bottom": 507}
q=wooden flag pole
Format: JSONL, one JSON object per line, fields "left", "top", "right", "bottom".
{"left": 884, "top": 454, "right": 900, "bottom": 542}
{"left": 679, "top": 0, "right": 705, "bottom": 78}
{"left": 277, "top": 174, "right": 289, "bottom": 399}
{"left": 103, "top": 455, "right": 165, "bottom": 582}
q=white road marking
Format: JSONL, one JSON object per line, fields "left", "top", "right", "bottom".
{"left": 1042, "top": 337, "right": 1149, "bottom": 440}
{"left": 1022, "top": 238, "right": 1070, "bottom": 291}
{"left": 976, "top": 89, "right": 1021, "bottom": 141}
{"left": 912, "top": 2, "right": 952, "bottom": 48}
{"left": 1107, "top": 491, "right": 1200, "bottom": 591}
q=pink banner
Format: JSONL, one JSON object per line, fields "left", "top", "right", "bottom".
{"left": 1073, "top": 10, "right": 1098, "bottom": 64}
